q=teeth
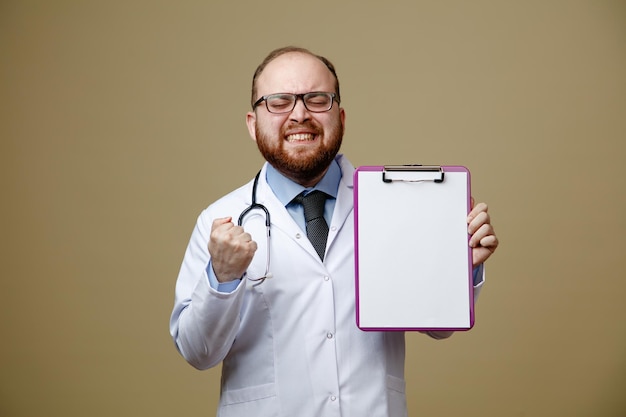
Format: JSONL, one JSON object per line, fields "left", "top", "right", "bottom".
{"left": 287, "top": 133, "right": 314, "bottom": 142}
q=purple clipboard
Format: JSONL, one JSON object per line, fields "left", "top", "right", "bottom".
{"left": 354, "top": 165, "right": 474, "bottom": 331}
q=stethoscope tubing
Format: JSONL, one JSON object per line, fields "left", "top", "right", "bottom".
{"left": 238, "top": 171, "right": 270, "bottom": 228}
{"left": 237, "top": 170, "right": 272, "bottom": 285}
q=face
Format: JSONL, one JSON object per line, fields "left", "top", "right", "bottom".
{"left": 246, "top": 52, "right": 346, "bottom": 187}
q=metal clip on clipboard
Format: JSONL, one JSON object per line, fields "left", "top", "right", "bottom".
{"left": 381, "top": 165, "right": 445, "bottom": 183}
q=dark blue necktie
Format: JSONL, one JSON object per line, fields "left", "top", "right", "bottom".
{"left": 293, "top": 191, "right": 329, "bottom": 260}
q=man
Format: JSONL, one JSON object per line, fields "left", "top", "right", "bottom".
{"left": 170, "top": 46, "right": 498, "bottom": 417}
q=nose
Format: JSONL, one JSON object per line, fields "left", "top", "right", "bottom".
{"left": 289, "top": 96, "right": 311, "bottom": 122}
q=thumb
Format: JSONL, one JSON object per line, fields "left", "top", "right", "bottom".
{"left": 212, "top": 216, "right": 234, "bottom": 229}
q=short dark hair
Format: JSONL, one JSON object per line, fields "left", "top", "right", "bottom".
{"left": 251, "top": 46, "right": 341, "bottom": 108}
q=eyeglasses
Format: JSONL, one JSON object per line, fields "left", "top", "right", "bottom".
{"left": 253, "top": 92, "right": 338, "bottom": 114}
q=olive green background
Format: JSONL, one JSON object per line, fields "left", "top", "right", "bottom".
{"left": 2, "top": 1, "right": 625, "bottom": 416}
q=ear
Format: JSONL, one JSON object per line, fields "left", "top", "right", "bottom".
{"left": 339, "top": 107, "right": 346, "bottom": 130}
{"left": 246, "top": 111, "right": 257, "bottom": 142}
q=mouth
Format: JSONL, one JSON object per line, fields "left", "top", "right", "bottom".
{"left": 286, "top": 133, "right": 316, "bottom": 143}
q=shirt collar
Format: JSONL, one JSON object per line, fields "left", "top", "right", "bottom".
{"left": 265, "top": 158, "right": 342, "bottom": 207}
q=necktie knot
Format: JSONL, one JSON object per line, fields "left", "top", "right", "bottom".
{"left": 292, "top": 190, "right": 330, "bottom": 260}
{"left": 294, "top": 190, "right": 328, "bottom": 222}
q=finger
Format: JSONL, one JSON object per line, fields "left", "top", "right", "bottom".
{"left": 469, "top": 223, "right": 494, "bottom": 247}
{"left": 467, "top": 202, "right": 488, "bottom": 221}
{"left": 478, "top": 234, "right": 499, "bottom": 250}
{"left": 471, "top": 226, "right": 498, "bottom": 248}
{"left": 212, "top": 216, "right": 234, "bottom": 232}
{"left": 236, "top": 231, "right": 254, "bottom": 243}
{"left": 247, "top": 239, "right": 258, "bottom": 253}
{"left": 467, "top": 211, "right": 490, "bottom": 235}
{"left": 210, "top": 218, "right": 234, "bottom": 242}
{"left": 223, "top": 233, "right": 255, "bottom": 254}
{"left": 472, "top": 234, "right": 499, "bottom": 265}
{"left": 213, "top": 216, "right": 233, "bottom": 225}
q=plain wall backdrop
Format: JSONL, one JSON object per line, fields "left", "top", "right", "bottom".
{"left": 1, "top": 1, "right": 625, "bottom": 416}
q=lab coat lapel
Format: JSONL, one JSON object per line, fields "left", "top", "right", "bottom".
{"left": 326, "top": 156, "right": 355, "bottom": 252}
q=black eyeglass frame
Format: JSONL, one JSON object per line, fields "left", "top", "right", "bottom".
{"left": 252, "top": 92, "right": 339, "bottom": 114}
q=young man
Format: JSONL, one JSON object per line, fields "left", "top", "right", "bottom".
{"left": 170, "top": 46, "right": 498, "bottom": 417}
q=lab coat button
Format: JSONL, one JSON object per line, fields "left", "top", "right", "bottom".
{"left": 295, "top": 233, "right": 302, "bottom": 239}
{"left": 330, "top": 226, "right": 337, "bottom": 232}
{"left": 326, "top": 332, "right": 334, "bottom": 339}
{"left": 324, "top": 276, "right": 330, "bottom": 281}
{"left": 330, "top": 395, "right": 337, "bottom": 401}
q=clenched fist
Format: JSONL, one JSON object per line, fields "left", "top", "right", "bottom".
{"left": 208, "top": 217, "right": 257, "bottom": 282}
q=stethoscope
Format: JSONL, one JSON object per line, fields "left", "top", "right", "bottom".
{"left": 237, "top": 171, "right": 272, "bottom": 285}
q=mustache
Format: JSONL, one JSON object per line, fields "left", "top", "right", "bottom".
{"left": 282, "top": 121, "right": 322, "bottom": 135}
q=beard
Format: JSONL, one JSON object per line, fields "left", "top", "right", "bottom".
{"left": 255, "top": 118, "right": 344, "bottom": 185}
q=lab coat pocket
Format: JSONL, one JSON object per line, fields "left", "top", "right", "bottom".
{"left": 386, "top": 374, "right": 406, "bottom": 394}
{"left": 219, "top": 382, "right": 278, "bottom": 417}
{"left": 386, "top": 374, "right": 408, "bottom": 417}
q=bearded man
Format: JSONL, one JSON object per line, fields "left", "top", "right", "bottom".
{"left": 170, "top": 46, "right": 498, "bottom": 417}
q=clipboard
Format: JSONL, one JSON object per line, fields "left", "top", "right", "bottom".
{"left": 354, "top": 165, "right": 474, "bottom": 331}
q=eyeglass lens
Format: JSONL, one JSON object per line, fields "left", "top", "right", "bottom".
{"left": 265, "top": 93, "right": 334, "bottom": 113}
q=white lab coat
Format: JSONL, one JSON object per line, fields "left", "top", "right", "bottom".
{"left": 170, "top": 155, "right": 482, "bottom": 417}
